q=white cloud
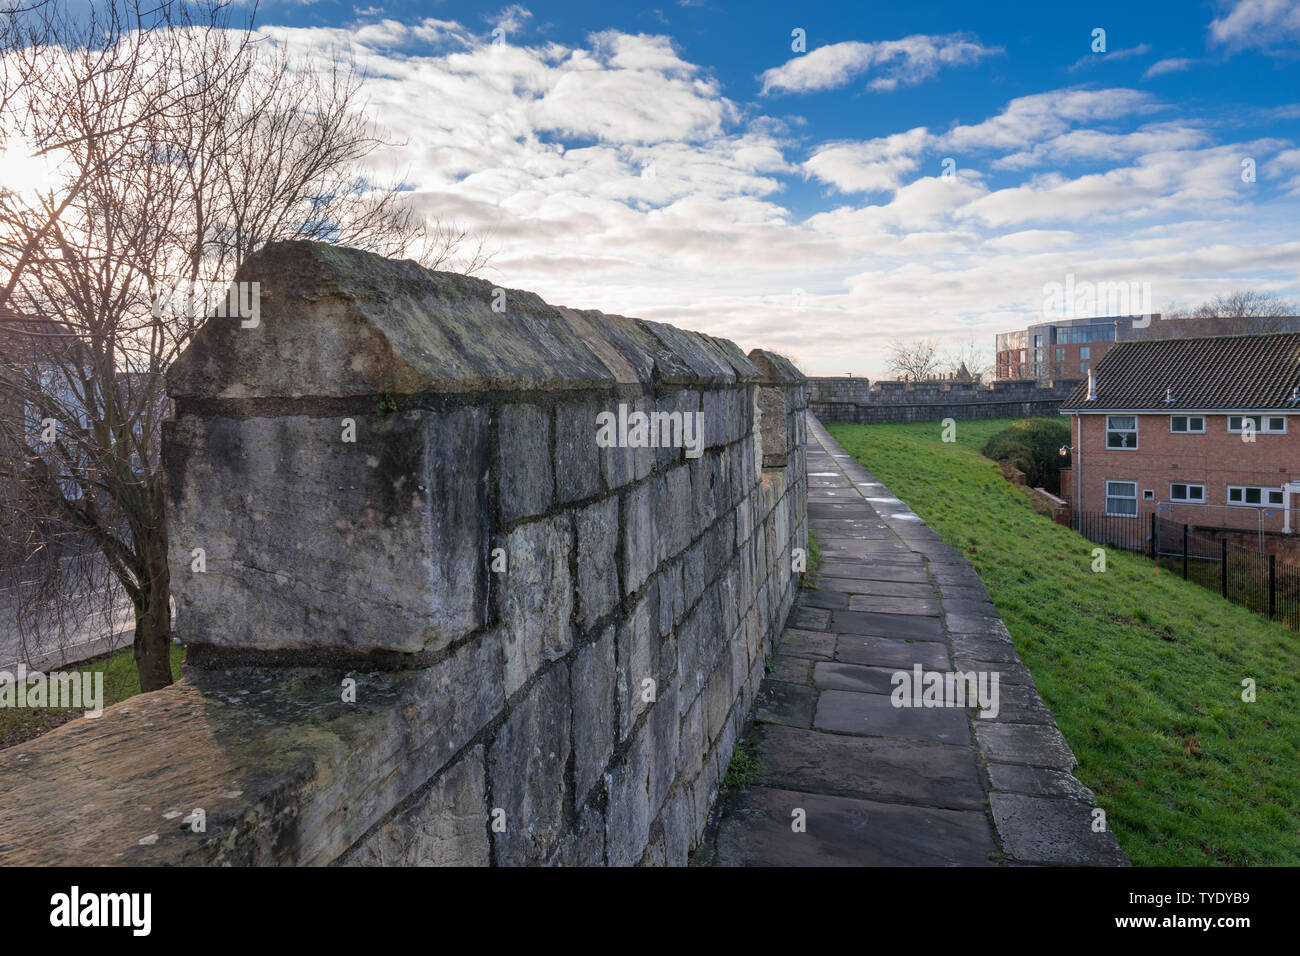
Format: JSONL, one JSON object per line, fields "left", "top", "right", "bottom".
{"left": 758, "top": 33, "right": 1000, "bottom": 95}
{"left": 1209, "top": 0, "right": 1300, "bottom": 50}
{"left": 246, "top": 24, "right": 1299, "bottom": 379}
{"left": 1144, "top": 57, "right": 1198, "bottom": 78}
{"left": 804, "top": 128, "right": 932, "bottom": 193}
{"left": 491, "top": 4, "right": 533, "bottom": 37}
{"left": 992, "top": 123, "right": 1211, "bottom": 169}
{"left": 941, "top": 88, "right": 1160, "bottom": 153}
{"left": 1068, "top": 43, "right": 1152, "bottom": 71}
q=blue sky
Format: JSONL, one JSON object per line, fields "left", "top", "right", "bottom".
{"left": 245, "top": 0, "right": 1300, "bottom": 376}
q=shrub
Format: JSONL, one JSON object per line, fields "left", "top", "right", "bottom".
{"left": 980, "top": 419, "right": 1071, "bottom": 493}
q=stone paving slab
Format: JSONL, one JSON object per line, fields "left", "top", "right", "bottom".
{"left": 754, "top": 681, "right": 816, "bottom": 728}
{"left": 835, "top": 634, "right": 951, "bottom": 670}
{"left": 715, "top": 788, "right": 997, "bottom": 867}
{"left": 816, "top": 563, "right": 931, "bottom": 584}
{"left": 749, "top": 723, "right": 986, "bottom": 810}
{"left": 814, "top": 689, "right": 972, "bottom": 743}
{"left": 831, "top": 610, "right": 945, "bottom": 640}
{"left": 818, "top": 578, "right": 938, "bottom": 599}
{"left": 813, "top": 661, "right": 910, "bottom": 695}
{"left": 777, "top": 628, "right": 836, "bottom": 660}
{"left": 847, "top": 594, "right": 943, "bottom": 616}
{"left": 707, "top": 414, "right": 1128, "bottom": 868}
{"left": 990, "top": 794, "right": 1130, "bottom": 866}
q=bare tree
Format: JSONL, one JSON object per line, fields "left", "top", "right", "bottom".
{"left": 886, "top": 337, "right": 942, "bottom": 381}
{"left": 1160, "top": 290, "right": 1299, "bottom": 335}
{"left": 0, "top": 0, "right": 492, "bottom": 689}
{"left": 942, "top": 335, "right": 994, "bottom": 383}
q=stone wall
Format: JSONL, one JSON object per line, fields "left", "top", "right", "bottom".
{"left": 0, "top": 240, "right": 807, "bottom": 867}
{"left": 809, "top": 377, "right": 1078, "bottom": 424}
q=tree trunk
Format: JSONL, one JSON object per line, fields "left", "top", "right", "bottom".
{"left": 133, "top": 532, "right": 173, "bottom": 692}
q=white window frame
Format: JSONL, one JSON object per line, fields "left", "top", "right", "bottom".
{"left": 1105, "top": 479, "right": 1139, "bottom": 517}
{"left": 1227, "top": 485, "right": 1285, "bottom": 507}
{"left": 1228, "top": 415, "right": 1286, "bottom": 434}
{"left": 1169, "top": 482, "right": 1205, "bottom": 502}
{"left": 1169, "top": 415, "right": 1205, "bottom": 434}
{"left": 1106, "top": 415, "right": 1138, "bottom": 450}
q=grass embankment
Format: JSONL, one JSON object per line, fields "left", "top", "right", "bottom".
{"left": 0, "top": 643, "right": 185, "bottom": 750}
{"left": 826, "top": 417, "right": 1300, "bottom": 866}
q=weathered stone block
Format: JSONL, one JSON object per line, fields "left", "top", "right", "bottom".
{"left": 575, "top": 496, "right": 620, "bottom": 630}
{"left": 167, "top": 407, "right": 488, "bottom": 654}
{"left": 498, "top": 403, "right": 552, "bottom": 522}
{"left": 678, "top": 689, "right": 706, "bottom": 780}
{"left": 339, "top": 745, "right": 488, "bottom": 866}
{"left": 616, "top": 582, "right": 659, "bottom": 741}
{"left": 497, "top": 515, "right": 574, "bottom": 696}
{"left": 605, "top": 727, "right": 651, "bottom": 867}
{"left": 656, "top": 557, "right": 685, "bottom": 640}
{"left": 571, "top": 628, "right": 616, "bottom": 803}
{"left": 487, "top": 664, "right": 571, "bottom": 866}
{"left": 555, "top": 397, "right": 603, "bottom": 503}
{"left": 662, "top": 464, "right": 694, "bottom": 559}
{"left": 661, "top": 784, "right": 695, "bottom": 865}
{"left": 622, "top": 480, "right": 657, "bottom": 595}
{"left": 647, "top": 680, "right": 680, "bottom": 814}
{"left": 546, "top": 800, "right": 606, "bottom": 867}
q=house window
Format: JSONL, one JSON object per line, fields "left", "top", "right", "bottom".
{"left": 1227, "top": 486, "right": 1285, "bottom": 506}
{"left": 1170, "top": 415, "right": 1205, "bottom": 433}
{"left": 1056, "top": 348, "right": 1065, "bottom": 361}
{"left": 1080, "top": 347, "right": 1091, "bottom": 360}
{"left": 1106, "top": 480, "right": 1138, "bottom": 516}
{"left": 1228, "top": 415, "right": 1286, "bottom": 434}
{"left": 1080, "top": 362, "right": 1089, "bottom": 375}
{"left": 1055, "top": 363, "right": 1065, "bottom": 377}
{"left": 1106, "top": 415, "right": 1138, "bottom": 449}
{"left": 1170, "top": 483, "right": 1205, "bottom": 502}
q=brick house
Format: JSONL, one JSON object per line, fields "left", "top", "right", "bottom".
{"left": 1058, "top": 332, "right": 1300, "bottom": 536}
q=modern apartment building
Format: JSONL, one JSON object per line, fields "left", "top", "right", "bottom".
{"left": 994, "top": 315, "right": 1150, "bottom": 382}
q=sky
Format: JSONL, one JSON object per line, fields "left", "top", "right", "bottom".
{"left": 223, "top": 1, "right": 1299, "bottom": 375}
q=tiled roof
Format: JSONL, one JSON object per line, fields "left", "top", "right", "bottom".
{"left": 1060, "top": 332, "right": 1300, "bottom": 411}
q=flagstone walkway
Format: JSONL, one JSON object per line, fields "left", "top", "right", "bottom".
{"left": 706, "top": 415, "right": 1128, "bottom": 866}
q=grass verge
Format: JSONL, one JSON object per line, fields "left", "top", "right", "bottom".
{"left": 0, "top": 642, "right": 186, "bottom": 751}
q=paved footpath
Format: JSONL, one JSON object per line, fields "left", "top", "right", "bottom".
{"left": 708, "top": 416, "right": 1128, "bottom": 866}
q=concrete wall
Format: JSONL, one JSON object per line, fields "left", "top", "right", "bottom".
{"left": 808, "top": 377, "right": 1078, "bottom": 425}
{"left": 0, "top": 241, "right": 808, "bottom": 866}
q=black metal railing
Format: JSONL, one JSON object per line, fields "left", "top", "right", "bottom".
{"left": 1070, "top": 511, "right": 1300, "bottom": 630}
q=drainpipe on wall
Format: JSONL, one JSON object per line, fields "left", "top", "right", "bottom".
{"left": 1075, "top": 413, "right": 1082, "bottom": 526}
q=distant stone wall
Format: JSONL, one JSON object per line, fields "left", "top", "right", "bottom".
{"left": 809, "top": 377, "right": 1078, "bottom": 424}
{"left": 0, "top": 241, "right": 807, "bottom": 867}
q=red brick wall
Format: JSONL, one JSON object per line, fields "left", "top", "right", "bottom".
{"left": 1067, "top": 412, "right": 1300, "bottom": 532}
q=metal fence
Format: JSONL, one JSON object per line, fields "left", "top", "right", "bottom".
{"left": 1070, "top": 511, "right": 1300, "bottom": 630}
